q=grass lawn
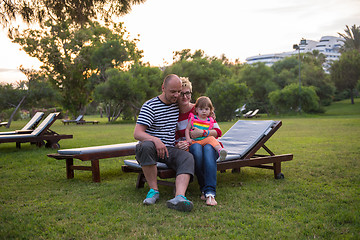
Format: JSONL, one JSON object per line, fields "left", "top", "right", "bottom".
{"left": 1, "top": 99, "right": 359, "bottom": 239}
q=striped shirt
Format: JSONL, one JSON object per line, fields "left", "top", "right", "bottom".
{"left": 137, "top": 97, "right": 179, "bottom": 147}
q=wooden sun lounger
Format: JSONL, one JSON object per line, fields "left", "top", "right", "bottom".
{"left": 242, "top": 111, "right": 253, "bottom": 118}
{"left": 0, "top": 112, "right": 44, "bottom": 135}
{"left": 0, "top": 112, "right": 73, "bottom": 149}
{"left": 62, "top": 115, "right": 99, "bottom": 125}
{"left": 48, "top": 120, "right": 293, "bottom": 185}
{"left": 122, "top": 120, "right": 293, "bottom": 188}
{"left": 245, "top": 109, "right": 259, "bottom": 118}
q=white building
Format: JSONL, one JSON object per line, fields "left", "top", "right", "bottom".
{"left": 245, "top": 36, "right": 344, "bottom": 73}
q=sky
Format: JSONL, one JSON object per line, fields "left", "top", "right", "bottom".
{"left": 0, "top": 0, "right": 359, "bottom": 85}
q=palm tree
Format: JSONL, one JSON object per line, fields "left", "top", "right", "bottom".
{"left": 338, "top": 24, "right": 360, "bottom": 53}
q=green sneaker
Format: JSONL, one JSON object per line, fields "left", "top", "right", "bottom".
{"left": 143, "top": 189, "right": 159, "bottom": 205}
{"left": 166, "top": 195, "right": 193, "bottom": 212}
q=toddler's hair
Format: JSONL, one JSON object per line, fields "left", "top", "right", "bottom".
{"left": 195, "top": 96, "right": 215, "bottom": 116}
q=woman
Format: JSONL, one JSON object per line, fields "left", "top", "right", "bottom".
{"left": 175, "top": 77, "right": 222, "bottom": 206}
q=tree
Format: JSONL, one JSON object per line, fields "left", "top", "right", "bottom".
{"left": 94, "top": 64, "right": 162, "bottom": 121}
{"left": 91, "top": 38, "right": 141, "bottom": 83}
{"left": 12, "top": 20, "right": 142, "bottom": 116}
{"left": 94, "top": 69, "right": 132, "bottom": 122}
{"left": 338, "top": 24, "right": 360, "bottom": 53}
{"left": 272, "top": 52, "right": 334, "bottom": 106}
{"left": 301, "top": 51, "right": 335, "bottom": 106}
{"left": 0, "top": 0, "right": 146, "bottom": 29}
{"left": 330, "top": 50, "right": 360, "bottom": 104}
{"left": 271, "top": 57, "right": 298, "bottom": 88}
{"left": 127, "top": 64, "right": 163, "bottom": 119}
{"left": 0, "top": 68, "right": 61, "bottom": 127}
{"left": 19, "top": 67, "right": 61, "bottom": 108}
{"left": 269, "top": 83, "right": 321, "bottom": 114}
{"left": 206, "top": 78, "right": 249, "bottom": 122}
{"left": 164, "top": 49, "right": 232, "bottom": 99}
{"left": 0, "top": 83, "right": 24, "bottom": 126}
{"left": 238, "top": 63, "right": 278, "bottom": 112}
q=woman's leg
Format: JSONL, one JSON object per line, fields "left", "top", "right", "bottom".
{"left": 202, "top": 144, "right": 218, "bottom": 197}
{"left": 189, "top": 143, "right": 205, "bottom": 193}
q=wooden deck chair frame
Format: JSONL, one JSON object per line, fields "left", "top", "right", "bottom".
{"left": 0, "top": 112, "right": 73, "bottom": 149}
{"left": 216, "top": 120, "right": 292, "bottom": 178}
{"left": 0, "top": 112, "right": 44, "bottom": 135}
{"left": 47, "top": 120, "right": 292, "bottom": 186}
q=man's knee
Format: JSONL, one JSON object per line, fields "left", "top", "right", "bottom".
{"left": 136, "top": 141, "right": 157, "bottom": 166}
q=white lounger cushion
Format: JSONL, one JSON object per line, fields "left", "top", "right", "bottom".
{"left": 124, "top": 159, "right": 169, "bottom": 169}
{"left": 31, "top": 113, "right": 58, "bottom": 136}
{"left": 22, "top": 112, "right": 44, "bottom": 130}
{"left": 219, "top": 120, "right": 275, "bottom": 161}
{"left": 0, "top": 134, "right": 35, "bottom": 139}
{"left": 58, "top": 142, "right": 138, "bottom": 155}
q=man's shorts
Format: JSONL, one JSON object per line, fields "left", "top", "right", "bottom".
{"left": 136, "top": 141, "right": 194, "bottom": 177}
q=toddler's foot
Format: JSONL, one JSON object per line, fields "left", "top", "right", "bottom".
{"left": 217, "top": 148, "right": 227, "bottom": 162}
{"left": 206, "top": 194, "right": 217, "bottom": 206}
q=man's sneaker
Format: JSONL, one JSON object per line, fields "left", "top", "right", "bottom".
{"left": 166, "top": 195, "right": 193, "bottom": 212}
{"left": 143, "top": 189, "right": 159, "bottom": 205}
{"left": 217, "top": 148, "right": 228, "bottom": 162}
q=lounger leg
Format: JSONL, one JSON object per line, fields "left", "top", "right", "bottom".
{"left": 66, "top": 158, "right": 74, "bottom": 179}
{"left": 274, "top": 162, "right": 284, "bottom": 179}
{"left": 16, "top": 142, "right": 21, "bottom": 148}
{"left": 91, "top": 160, "right": 100, "bottom": 182}
{"left": 136, "top": 173, "right": 146, "bottom": 188}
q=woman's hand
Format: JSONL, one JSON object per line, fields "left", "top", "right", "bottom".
{"left": 176, "top": 141, "right": 189, "bottom": 151}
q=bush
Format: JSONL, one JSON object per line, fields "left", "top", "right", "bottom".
{"left": 269, "top": 83, "right": 321, "bottom": 113}
{"left": 0, "top": 108, "right": 21, "bottom": 121}
{"left": 206, "top": 79, "right": 250, "bottom": 121}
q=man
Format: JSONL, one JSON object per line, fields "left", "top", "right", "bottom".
{"left": 134, "top": 74, "right": 195, "bottom": 212}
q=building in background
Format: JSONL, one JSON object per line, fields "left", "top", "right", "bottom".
{"left": 245, "top": 36, "right": 344, "bottom": 73}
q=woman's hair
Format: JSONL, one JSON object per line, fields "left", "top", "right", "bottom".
{"left": 180, "top": 77, "right": 192, "bottom": 92}
{"left": 194, "top": 96, "right": 215, "bottom": 117}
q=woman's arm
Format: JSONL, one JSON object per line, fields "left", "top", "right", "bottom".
{"left": 185, "top": 121, "right": 193, "bottom": 144}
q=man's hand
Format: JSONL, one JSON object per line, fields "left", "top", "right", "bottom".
{"left": 153, "top": 137, "right": 169, "bottom": 159}
{"left": 134, "top": 124, "right": 169, "bottom": 159}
